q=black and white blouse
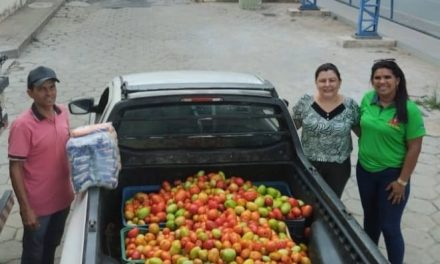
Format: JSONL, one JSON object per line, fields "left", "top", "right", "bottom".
{"left": 292, "top": 94, "right": 360, "bottom": 163}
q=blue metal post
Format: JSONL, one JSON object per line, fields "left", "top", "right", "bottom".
{"left": 390, "top": 0, "right": 394, "bottom": 20}
{"left": 355, "top": 0, "right": 381, "bottom": 38}
{"left": 300, "top": 0, "right": 320, "bottom": 10}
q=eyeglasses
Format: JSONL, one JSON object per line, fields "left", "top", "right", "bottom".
{"left": 374, "top": 58, "right": 396, "bottom": 63}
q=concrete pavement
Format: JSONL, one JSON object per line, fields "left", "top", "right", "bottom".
{"left": 0, "top": 0, "right": 439, "bottom": 263}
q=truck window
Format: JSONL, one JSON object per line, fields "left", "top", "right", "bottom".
{"left": 115, "top": 103, "right": 288, "bottom": 150}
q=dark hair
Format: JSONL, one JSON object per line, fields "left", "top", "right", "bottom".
{"left": 315, "top": 63, "right": 341, "bottom": 81}
{"left": 370, "top": 60, "right": 408, "bottom": 123}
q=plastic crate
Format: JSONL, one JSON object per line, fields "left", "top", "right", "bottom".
{"left": 121, "top": 185, "right": 161, "bottom": 227}
{"left": 253, "top": 181, "right": 306, "bottom": 241}
{"left": 253, "top": 181, "right": 293, "bottom": 197}
{"left": 120, "top": 226, "right": 149, "bottom": 263}
{"left": 286, "top": 218, "right": 306, "bottom": 242}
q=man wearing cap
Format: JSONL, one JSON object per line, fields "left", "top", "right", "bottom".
{"left": 8, "top": 66, "right": 74, "bottom": 264}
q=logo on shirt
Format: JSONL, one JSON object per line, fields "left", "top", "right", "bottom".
{"left": 388, "top": 117, "right": 401, "bottom": 129}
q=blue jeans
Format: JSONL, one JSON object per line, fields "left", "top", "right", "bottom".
{"left": 21, "top": 207, "right": 70, "bottom": 264}
{"left": 356, "top": 162, "right": 410, "bottom": 264}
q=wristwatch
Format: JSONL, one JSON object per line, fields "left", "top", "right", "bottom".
{"left": 397, "top": 178, "right": 408, "bottom": 186}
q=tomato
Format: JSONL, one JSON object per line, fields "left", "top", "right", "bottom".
{"left": 240, "top": 248, "right": 251, "bottom": 259}
{"left": 189, "top": 185, "right": 201, "bottom": 195}
{"left": 272, "top": 208, "right": 283, "bottom": 220}
{"left": 301, "top": 205, "right": 313, "bottom": 218}
{"left": 256, "top": 227, "right": 272, "bottom": 239}
{"left": 207, "top": 199, "right": 219, "bottom": 209}
{"left": 151, "top": 202, "right": 165, "bottom": 214}
{"left": 249, "top": 250, "right": 262, "bottom": 260}
{"left": 265, "top": 240, "right": 277, "bottom": 253}
{"left": 162, "top": 180, "right": 171, "bottom": 191}
{"left": 202, "top": 239, "right": 215, "bottom": 250}
{"left": 216, "top": 180, "right": 226, "bottom": 189}
{"left": 300, "top": 256, "right": 312, "bottom": 264}
{"left": 242, "top": 191, "right": 259, "bottom": 202}
{"left": 149, "top": 223, "right": 160, "bottom": 235}
{"left": 175, "top": 189, "right": 188, "bottom": 202}
{"left": 127, "top": 227, "right": 139, "bottom": 238}
{"left": 291, "top": 207, "right": 302, "bottom": 218}
{"left": 205, "top": 220, "right": 216, "bottom": 231}
{"left": 232, "top": 242, "right": 242, "bottom": 254}
{"left": 130, "top": 250, "right": 141, "bottom": 259}
{"left": 250, "top": 211, "right": 260, "bottom": 222}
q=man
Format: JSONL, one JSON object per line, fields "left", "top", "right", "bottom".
{"left": 8, "top": 66, "right": 74, "bottom": 264}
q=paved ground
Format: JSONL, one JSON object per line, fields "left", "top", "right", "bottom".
{"left": 0, "top": 0, "right": 439, "bottom": 263}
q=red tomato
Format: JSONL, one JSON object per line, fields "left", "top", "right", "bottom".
{"left": 291, "top": 207, "right": 302, "bottom": 218}
{"left": 175, "top": 189, "right": 188, "bottom": 202}
{"left": 301, "top": 205, "right": 313, "bottom": 218}
{"left": 189, "top": 185, "right": 201, "bottom": 195}
{"left": 242, "top": 191, "right": 259, "bottom": 201}
{"left": 127, "top": 227, "right": 139, "bottom": 238}
{"left": 130, "top": 250, "right": 141, "bottom": 259}
{"left": 203, "top": 239, "right": 215, "bottom": 250}
{"left": 288, "top": 197, "right": 299, "bottom": 207}
{"left": 233, "top": 177, "right": 245, "bottom": 186}
{"left": 162, "top": 180, "right": 171, "bottom": 191}
{"left": 265, "top": 240, "right": 277, "bottom": 253}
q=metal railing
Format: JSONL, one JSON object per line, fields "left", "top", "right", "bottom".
{"left": 334, "top": 0, "right": 440, "bottom": 39}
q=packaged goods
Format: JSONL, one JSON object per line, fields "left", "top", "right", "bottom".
{"left": 67, "top": 124, "right": 121, "bottom": 192}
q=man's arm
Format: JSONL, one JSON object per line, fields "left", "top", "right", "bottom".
{"left": 9, "top": 160, "right": 39, "bottom": 229}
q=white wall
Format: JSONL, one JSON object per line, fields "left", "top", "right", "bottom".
{"left": 0, "top": 0, "right": 28, "bottom": 23}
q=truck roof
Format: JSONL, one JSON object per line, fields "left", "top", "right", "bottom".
{"left": 119, "top": 71, "right": 277, "bottom": 97}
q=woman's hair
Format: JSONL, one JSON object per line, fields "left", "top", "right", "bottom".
{"left": 315, "top": 63, "right": 341, "bottom": 81}
{"left": 370, "top": 60, "right": 408, "bottom": 123}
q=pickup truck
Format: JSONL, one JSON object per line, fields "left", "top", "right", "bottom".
{"left": 60, "top": 71, "right": 387, "bottom": 264}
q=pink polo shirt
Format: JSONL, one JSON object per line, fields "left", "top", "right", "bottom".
{"left": 8, "top": 104, "right": 74, "bottom": 216}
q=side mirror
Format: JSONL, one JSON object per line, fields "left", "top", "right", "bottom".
{"left": 282, "top": 99, "right": 289, "bottom": 107}
{"left": 69, "top": 98, "right": 95, "bottom": 115}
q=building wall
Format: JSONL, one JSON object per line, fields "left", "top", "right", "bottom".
{"left": 0, "top": 0, "right": 28, "bottom": 23}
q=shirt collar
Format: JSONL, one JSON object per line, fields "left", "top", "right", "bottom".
{"left": 31, "top": 103, "right": 62, "bottom": 121}
{"left": 370, "top": 93, "right": 395, "bottom": 107}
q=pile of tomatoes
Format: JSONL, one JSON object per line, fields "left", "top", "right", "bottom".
{"left": 122, "top": 171, "right": 313, "bottom": 264}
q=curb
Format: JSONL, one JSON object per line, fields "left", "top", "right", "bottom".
{"left": 0, "top": 0, "right": 66, "bottom": 58}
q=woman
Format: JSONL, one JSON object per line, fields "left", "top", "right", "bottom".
{"left": 292, "top": 63, "right": 359, "bottom": 198}
{"left": 357, "top": 59, "right": 425, "bottom": 264}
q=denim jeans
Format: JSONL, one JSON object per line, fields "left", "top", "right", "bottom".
{"left": 356, "top": 162, "right": 410, "bottom": 264}
{"left": 21, "top": 207, "right": 70, "bottom": 264}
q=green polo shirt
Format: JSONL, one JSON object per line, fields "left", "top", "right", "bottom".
{"left": 358, "top": 90, "right": 425, "bottom": 172}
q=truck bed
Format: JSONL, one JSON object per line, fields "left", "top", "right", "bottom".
{"left": 90, "top": 162, "right": 384, "bottom": 264}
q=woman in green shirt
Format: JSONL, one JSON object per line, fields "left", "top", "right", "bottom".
{"left": 357, "top": 59, "right": 425, "bottom": 264}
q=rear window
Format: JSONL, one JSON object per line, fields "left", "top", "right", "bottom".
{"left": 115, "top": 103, "right": 288, "bottom": 150}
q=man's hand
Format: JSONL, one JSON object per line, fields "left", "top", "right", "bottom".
{"left": 20, "top": 206, "right": 39, "bottom": 230}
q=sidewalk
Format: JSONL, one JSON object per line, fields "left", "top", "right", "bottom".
{"left": 317, "top": 0, "right": 440, "bottom": 66}
{"left": 0, "top": 0, "right": 65, "bottom": 58}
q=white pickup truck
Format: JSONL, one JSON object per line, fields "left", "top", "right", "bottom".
{"left": 60, "top": 71, "right": 387, "bottom": 264}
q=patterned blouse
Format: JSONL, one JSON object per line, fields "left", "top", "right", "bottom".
{"left": 292, "top": 94, "right": 360, "bottom": 163}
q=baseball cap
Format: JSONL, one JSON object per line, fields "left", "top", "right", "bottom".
{"left": 27, "top": 66, "right": 60, "bottom": 89}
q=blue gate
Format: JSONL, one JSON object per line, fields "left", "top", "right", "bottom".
{"left": 334, "top": 0, "right": 440, "bottom": 39}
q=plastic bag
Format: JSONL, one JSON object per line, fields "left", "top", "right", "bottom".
{"left": 70, "top": 122, "right": 114, "bottom": 138}
{"left": 67, "top": 123, "right": 121, "bottom": 193}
